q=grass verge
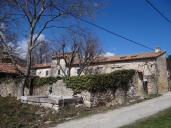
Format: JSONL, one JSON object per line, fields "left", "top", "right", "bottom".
{"left": 121, "top": 106, "right": 171, "bottom": 128}
{"left": 0, "top": 94, "right": 160, "bottom": 128}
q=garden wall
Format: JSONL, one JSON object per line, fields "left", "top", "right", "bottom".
{"left": 0, "top": 78, "right": 73, "bottom": 97}
{"left": 0, "top": 78, "right": 29, "bottom": 97}
{"left": 32, "top": 80, "right": 74, "bottom": 96}
{"left": 79, "top": 72, "right": 143, "bottom": 107}
{"left": 0, "top": 70, "right": 145, "bottom": 107}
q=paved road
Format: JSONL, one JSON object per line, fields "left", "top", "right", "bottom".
{"left": 54, "top": 92, "right": 171, "bottom": 128}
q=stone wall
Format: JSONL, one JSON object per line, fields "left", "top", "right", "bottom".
{"left": 156, "top": 54, "right": 169, "bottom": 93}
{"left": 79, "top": 72, "right": 144, "bottom": 108}
{"left": 71, "top": 59, "right": 156, "bottom": 75}
{"left": 32, "top": 80, "right": 74, "bottom": 96}
{"left": 0, "top": 78, "right": 73, "bottom": 97}
{"left": 0, "top": 78, "right": 29, "bottom": 97}
{"left": 80, "top": 89, "right": 126, "bottom": 108}
{"left": 0, "top": 78, "right": 18, "bottom": 97}
{"left": 71, "top": 59, "right": 157, "bottom": 94}
{"left": 169, "top": 79, "right": 171, "bottom": 91}
{"left": 0, "top": 73, "right": 148, "bottom": 108}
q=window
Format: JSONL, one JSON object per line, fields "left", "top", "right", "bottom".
{"left": 46, "top": 70, "right": 48, "bottom": 76}
{"left": 77, "top": 69, "right": 81, "bottom": 75}
{"left": 58, "top": 70, "right": 60, "bottom": 75}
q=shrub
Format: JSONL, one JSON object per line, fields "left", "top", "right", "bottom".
{"left": 64, "top": 70, "right": 135, "bottom": 93}
{"left": 0, "top": 73, "right": 20, "bottom": 85}
{"left": 32, "top": 76, "right": 62, "bottom": 87}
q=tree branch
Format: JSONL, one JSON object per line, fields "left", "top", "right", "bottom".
{"left": 31, "top": 13, "right": 63, "bottom": 50}
{"left": 14, "top": 0, "right": 32, "bottom": 24}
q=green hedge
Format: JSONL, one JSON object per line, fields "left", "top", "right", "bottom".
{"left": 64, "top": 70, "right": 135, "bottom": 93}
{"left": 32, "top": 76, "right": 62, "bottom": 87}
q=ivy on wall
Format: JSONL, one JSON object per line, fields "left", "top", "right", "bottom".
{"left": 1, "top": 70, "right": 136, "bottom": 93}
{"left": 31, "top": 77, "right": 62, "bottom": 87}
{"left": 64, "top": 70, "right": 135, "bottom": 93}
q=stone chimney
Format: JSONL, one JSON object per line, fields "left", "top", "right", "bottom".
{"left": 155, "top": 47, "right": 161, "bottom": 53}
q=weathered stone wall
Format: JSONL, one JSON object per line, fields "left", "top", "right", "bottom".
{"left": 169, "top": 79, "right": 171, "bottom": 91}
{"left": 71, "top": 59, "right": 156, "bottom": 75}
{"left": 0, "top": 73, "right": 148, "bottom": 108}
{"left": 0, "top": 78, "right": 29, "bottom": 97}
{"left": 82, "top": 60, "right": 158, "bottom": 94}
{"left": 131, "top": 72, "right": 143, "bottom": 96}
{"left": 32, "top": 80, "right": 74, "bottom": 96}
{"left": 80, "top": 89, "right": 126, "bottom": 108}
{"left": 156, "top": 54, "right": 169, "bottom": 93}
{"left": 0, "top": 78, "right": 18, "bottom": 97}
{"left": 79, "top": 72, "right": 144, "bottom": 107}
{"left": 0, "top": 79, "right": 73, "bottom": 97}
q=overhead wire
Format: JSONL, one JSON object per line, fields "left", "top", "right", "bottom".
{"left": 145, "top": 0, "right": 171, "bottom": 25}
{"left": 9, "top": 12, "right": 154, "bottom": 51}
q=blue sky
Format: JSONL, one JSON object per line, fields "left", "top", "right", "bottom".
{"left": 17, "top": 0, "right": 171, "bottom": 56}
{"left": 86, "top": 0, "right": 171, "bottom": 55}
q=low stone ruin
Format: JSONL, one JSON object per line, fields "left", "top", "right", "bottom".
{"left": 20, "top": 95, "right": 82, "bottom": 111}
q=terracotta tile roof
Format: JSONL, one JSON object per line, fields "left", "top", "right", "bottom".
{"left": 0, "top": 63, "right": 20, "bottom": 74}
{"left": 72, "top": 51, "right": 166, "bottom": 65}
{"left": 32, "top": 63, "right": 51, "bottom": 69}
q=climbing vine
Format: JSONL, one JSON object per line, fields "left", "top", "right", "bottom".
{"left": 64, "top": 70, "right": 135, "bottom": 93}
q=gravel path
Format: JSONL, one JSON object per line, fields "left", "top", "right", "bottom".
{"left": 54, "top": 92, "right": 171, "bottom": 128}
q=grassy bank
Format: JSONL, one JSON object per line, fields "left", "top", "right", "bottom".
{"left": 121, "top": 107, "right": 171, "bottom": 128}
{"left": 0, "top": 96, "right": 110, "bottom": 128}
{"left": 0, "top": 94, "right": 160, "bottom": 128}
{"left": 0, "top": 96, "right": 53, "bottom": 128}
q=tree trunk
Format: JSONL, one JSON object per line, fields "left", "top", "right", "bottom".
{"left": 21, "top": 47, "right": 32, "bottom": 96}
{"left": 29, "top": 78, "right": 33, "bottom": 96}
{"left": 68, "top": 68, "right": 71, "bottom": 77}
{"left": 19, "top": 78, "right": 25, "bottom": 97}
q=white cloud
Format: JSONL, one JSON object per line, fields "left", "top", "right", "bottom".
{"left": 17, "top": 34, "right": 46, "bottom": 59}
{"left": 101, "top": 52, "right": 115, "bottom": 57}
{"left": 16, "top": 39, "right": 28, "bottom": 59}
{"left": 33, "top": 34, "right": 45, "bottom": 42}
{"left": 0, "top": 23, "right": 5, "bottom": 29}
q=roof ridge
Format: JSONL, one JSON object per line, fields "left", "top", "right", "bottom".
{"left": 100, "top": 51, "right": 165, "bottom": 58}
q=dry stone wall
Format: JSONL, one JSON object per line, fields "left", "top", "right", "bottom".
{"left": 0, "top": 73, "right": 145, "bottom": 108}
{"left": 0, "top": 79, "right": 73, "bottom": 97}
{"left": 33, "top": 80, "right": 74, "bottom": 96}
{"left": 80, "top": 89, "right": 125, "bottom": 108}
{"left": 0, "top": 79, "right": 19, "bottom": 97}
{"left": 0, "top": 78, "right": 29, "bottom": 97}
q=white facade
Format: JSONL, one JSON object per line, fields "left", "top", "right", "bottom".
{"left": 36, "top": 68, "right": 51, "bottom": 77}
{"left": 51, "top": 58, "right": 68, "bottom": 77}
{"left": 70, "top": 60, "right": 156, "bottom": 76}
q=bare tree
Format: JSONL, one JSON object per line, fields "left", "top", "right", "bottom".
{"left": 3, "top": 0, "right": 100, "bottom": 95}
{"left": 54, "top": 29, "right": 101, "bottom": 76}
{"left": 0, "top": 18, "right": 19, "bottom": 66}
{"left": 77, "top": 33, "right": 101, "bottom": 75}
{"left": 32, "top": 40, "right": 52, "bottom": 64}
{"left": 54, "top": 33, "right": 79, "bottom": 77}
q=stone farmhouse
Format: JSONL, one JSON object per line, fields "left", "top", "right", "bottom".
{"left": 33, "top": 48, "right": 169, "bottom": 94}
{"left": 0, "top": 45, "right": 26, "bottom": 75}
